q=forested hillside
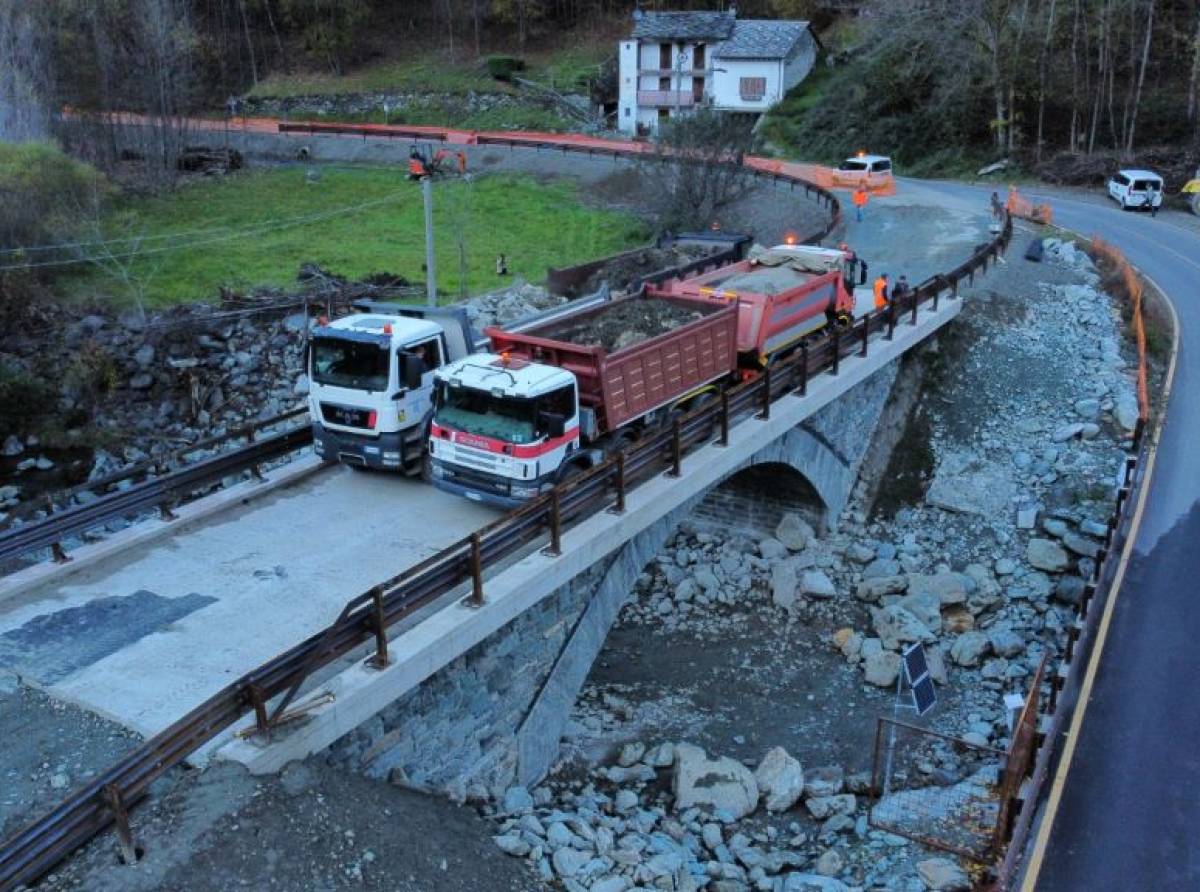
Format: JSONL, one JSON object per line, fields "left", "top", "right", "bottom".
{"left": 1, "top": 0, "right": 1197, "bottom": 171}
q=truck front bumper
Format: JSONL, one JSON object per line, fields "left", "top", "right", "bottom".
{"left": 313, "top": 424, "right": 405, "bottom": 470}
{"left": 428, "top": 458, "right": 546, "bottom": 510}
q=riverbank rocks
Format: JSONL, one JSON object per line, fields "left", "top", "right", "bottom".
{"left": 755, "top": 747, "right": 805, "bottom": 812}
{"left": 1026, "top": 538, "right": 1070, "bottom": 573}
{"left": 776, "top": 513, "right": 815, "bottom": 551}
{"left": 916, "top": 857, "right": 970, "bottom": 891}
{"left": 672, "top": 743, "right": 759, "bottom": 819}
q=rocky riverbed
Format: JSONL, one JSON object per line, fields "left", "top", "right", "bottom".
{"left": 479, "top": 233, "right": 1140, "bottom": 891}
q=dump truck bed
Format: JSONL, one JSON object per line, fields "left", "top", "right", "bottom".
{"left": 486, "top": 294, "right": 737, "bottom": 434}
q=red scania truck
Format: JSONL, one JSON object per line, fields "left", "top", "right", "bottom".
{"left": 428, "top": 243, "right": 861, "bottom": 507}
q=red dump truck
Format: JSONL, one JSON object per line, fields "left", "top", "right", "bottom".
{"left": 428, "top": 243, "right": 860, "bottom": 507}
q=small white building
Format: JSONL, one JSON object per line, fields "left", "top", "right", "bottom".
{"left": 617, "top": 8, "right": 818, "bottom": 136}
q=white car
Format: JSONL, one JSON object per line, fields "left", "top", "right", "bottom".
{"left": 1107, "top": 169, "right": 1163, "bottom": 211}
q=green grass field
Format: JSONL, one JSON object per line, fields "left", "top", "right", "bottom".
{"left": 68, "top": 168, "right": 647, "bottom": 306}
{"left": 248, "top": 55, "right": 508, "bottom": 99}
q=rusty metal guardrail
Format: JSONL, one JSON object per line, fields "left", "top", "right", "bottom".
{"left": 0, "top": 157, "right": 1009, "bottom": 892}
{"left": 0, "top": 409, "right": 312, "bottom": 568}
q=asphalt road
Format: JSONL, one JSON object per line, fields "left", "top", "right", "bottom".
{"left": 911, "top": 180, "right": 1200, "bottom": 890}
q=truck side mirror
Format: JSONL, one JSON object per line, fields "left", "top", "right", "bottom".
{"left": 540, "top": 412, "right": 566, "bottom": 439}
{"left": 399, "top": 353, "right": 423, "bottom": 390}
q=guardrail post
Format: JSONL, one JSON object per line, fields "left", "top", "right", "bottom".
{"left": 469, "top": 533, "right": 485, "bottom": 607}
{"left": 51, "top": 542, "right": 72, "bottom": 563}
{"left": 368, "top": 585, "right": 389, "bottom": 669}
{"left": 609, "top": 452, "right": 627, "bottom": 514}
{"left": 757, "top": 367, "right": 772, "bottom": 420}
{"left": 909, "top": 289, "right": 918, "bottom": 325}
{"left": 667, "top": 420, "right": 683, "bottom": 478}
{"left": 544, "top": 490, "right": 563, "bottom": 556}
{"left": 831, "top": 328, "right": 841, "bottom": 376}
{"left": 887, "top": 300, "right": 897, "bottom": 340}
{"left": 248, "top": 684, "right": 270, "bottom": 739}
{"left": 933, "top": 278, "right": 942, "bottom": 312}
{"left": 103, "top": 783, "right": 139, "bottom": 866}
{"left": 860, "top": 318, "right": 869, "bottom": 357}
{"left": 717, "top": 391, "right": 730, "bottom": 446}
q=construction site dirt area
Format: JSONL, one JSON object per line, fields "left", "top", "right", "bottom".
{"left": 538, "top": 297, "right": 710, "bottom": 353}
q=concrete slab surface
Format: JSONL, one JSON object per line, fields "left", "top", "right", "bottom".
{"left": 0, "top": 465, "right": 499, "bottom": 738}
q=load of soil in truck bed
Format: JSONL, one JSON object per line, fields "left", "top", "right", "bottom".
{"left": 541, "top": 297, "right": 707, "bottom": 353}
{"left": 580, "top": 244, "right": 721, "bottom": 295}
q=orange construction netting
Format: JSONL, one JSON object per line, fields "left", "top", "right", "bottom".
{"left": 1090, "top": 237, "right": 1151, "bottom": 432}
{"left": 1005, "top": 187, "right": 1053, "bottom": 224}
{"left": 744, "top": 157, "right": 897, "bottom": 196}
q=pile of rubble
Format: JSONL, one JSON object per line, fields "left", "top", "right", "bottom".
{"left": 488, "top": 736, "right": 974, "bottom": 892}
{"left": 465, "top": 280, "right": 568, "bottom": 330}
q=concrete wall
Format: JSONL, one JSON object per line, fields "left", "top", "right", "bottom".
{"left": 320, "top": 357, "right": 907, "bottom": 798}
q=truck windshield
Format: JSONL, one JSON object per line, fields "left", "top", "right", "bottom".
{"left": 311, "top": 337, "right": 390, "bottom": 392}
{"left": 838, "top": 160, "right": 869, "bottom": 171}
{"left": 435, "top": 383, "right": 537, "bottom": 444}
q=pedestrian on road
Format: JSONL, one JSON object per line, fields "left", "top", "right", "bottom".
{"left": 891, "top": 274, "right": 909, "bottom": 310}
{"left": 873, "top": 273, "right": 889, "bottom": 311}
{"left": 853, "top": 186, "right": 869, "bottom": 222}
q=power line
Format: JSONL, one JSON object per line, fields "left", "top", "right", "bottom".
{"left": 0, "top": 189, "right": 411, "bottom": 270}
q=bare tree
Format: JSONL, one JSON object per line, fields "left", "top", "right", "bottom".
{"left": 0, "top": 1, "right": 51, "bottom": 143}
{"left": 642, "top": 109, "right": 758, "bottom": 236}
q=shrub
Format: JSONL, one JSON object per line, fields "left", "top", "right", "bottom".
{"left": 0, "top": 141, "right": 111, "bottom": 251}
{"left": 485, "top": 55, "right": 526, "bottom": 82}
{"left": 0, "top": 364, "right": 55, "bottom": 437}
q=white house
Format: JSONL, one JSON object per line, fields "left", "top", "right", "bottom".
{"left": 617, "top": 8, "right": 818, "bottom": 136}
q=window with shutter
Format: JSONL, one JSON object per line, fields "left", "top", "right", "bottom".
{"left": 739, "top": 77, "right": 767, "bottom": 100}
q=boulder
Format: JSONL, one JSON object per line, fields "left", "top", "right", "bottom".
{"left": 1061, "top": 532, "right": 1100, "bottom": 558}
{"left": 815, "top": 849, "right": 844, "bottom": 876}
{"left": 1052, "top": 422, "right": 1085, "bottom": 442}
{"left": 916, "top": 857, "right": 971, "bottom": 891}
{"left": 776, "top": 514, "right": 814, "bottom": 551}
{"left": 988, "top": 628, "right": 1026, "bottom": 658}
{"left": 804, "top": 765, "right": 844, "bottom": 798}
{"left": 771, "top": 561, "right": 799, "bottom": 611}
{"left": 941, "top": 604, "right": 975, "bottom": 634}
{"left": 805, "top": 794, "right": 856, "bottom": 820}
{"left": 493, "top": 833, "right": 530, "bottom": 857}
{"left": 2, "top": 435, "right": 23, "bottom": 457}
{"left": 800, "top": 570, "right": 836, "bottom": 599}
{"left": 870, "top": 605, "right": 935, "bottom": 650}
{"left": 759, "top": 538, "right": 789, "bottom": 560}
{"left": 782, "top": 875, "right": 850, "bottom": 892}
{"left": 863, "top": 650, "right": 901, "bottom": 687}
{"left": 754, "top": 747, "right": 805, "bottom": 812}
{"left": 1053, "top": 575, "right": 1087, "bottom": 606}
{"left": 898, "top": 591, "right": 943, "bottom": 631}
{"left": 906, "top": 572, "right": 967, "bottom": 605}
{"left": 134, "top": 343, "right": 155, "bottom": 367}
{"left": 502, "top": 786, "right": 534, "bottom": 813}
{"left": 553, "top": 847, "right": 590, "bottom": 878}
{"left": 855, "top": 575, "right": 908, "bottom": 603}
{"left": 949, "top": 631, "right": 990, "bottom": 667}
{"left": 672, "top": 743, "right": 759, "bottom": 819}
{"left": 1026, "top": 539, "right": 1070, "bottom": 573}
{"left": 1114, "top": 393, "right": 1140, "bottom": 432}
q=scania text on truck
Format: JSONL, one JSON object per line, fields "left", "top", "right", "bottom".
{"left": 428, "top": 243, "right": 862, "bottom": 507}
{"left": 307, "top": 304, "right": 478, "bottom": 474}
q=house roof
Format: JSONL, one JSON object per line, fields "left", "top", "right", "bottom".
{"left": 714, "top": 19, "right": 812, "bottom": 60}
{"left": 631, "top": 11, "right": 736, "bottom": 42}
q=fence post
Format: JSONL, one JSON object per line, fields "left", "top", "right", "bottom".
{"left": 909, "top": 289, "right": 918, "bottom": 325}
{"left": 102, "top": 784, "right": 139, "bottom": 866}
{"left": 758, "top": 366, "right": 771, "bottom": 420}
{"left": 717, "top": 391, "right": 730, "bottom": 446}
{"left": 545, "top": 489, "right": 563, "bottom": 556}
{"left": 831, "top": 327, "right": 841, "bottom": 376}
{"left": 797, "top": 343, "right": 809, "bottom": 396}
{"left": 887, "top": 300, "right": 897, "bottom": 340}
{"left": 667, "top": 420, "right": 682, "bottom": 477}
{"left": 469, "top": 533, "right": 484, "bottom": 607}
{"left": 860, "top": 318, "right": 869, "bottom": 357}
{"left": 368, "top": 585, "right": 389, "bottom": 668}
{"left": 609, "top": 452, "right": 627, "bottom": 514}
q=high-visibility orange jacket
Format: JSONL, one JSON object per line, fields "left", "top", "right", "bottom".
{"left": 873, "top": 277, "right": 888, "bottom": 310}
{"left": 408, "top": 158, "right": 426, "bottom": 178}
{"left": 852, "top": 188, "right": 869, "bottom": 207}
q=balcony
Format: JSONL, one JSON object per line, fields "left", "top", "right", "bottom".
{"left": 637, "top": 90, "right": 697, "bottom": 108}
{"left": 637, "top": 68, "right": 708, "bottom": 77}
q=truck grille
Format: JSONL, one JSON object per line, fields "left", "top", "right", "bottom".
{"left": 320, "top": 402, "right": 371, "bottom": 429}
{"left": 442, "top": 463, "right": 511, "bottom": 497}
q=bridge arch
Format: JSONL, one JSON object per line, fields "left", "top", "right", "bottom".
{"left": 693, "top": 461, "right": 826, "bottom": 537}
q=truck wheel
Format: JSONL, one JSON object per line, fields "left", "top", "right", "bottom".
{"left": 1191, "top": 194, "right": 1200, "bottom": 217}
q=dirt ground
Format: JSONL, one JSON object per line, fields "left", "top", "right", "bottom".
{"left": 540, "top": 297, "right": 707, "bottom": 352}
{"left": 36, "top": 760, "right": 538, "bottom": 892}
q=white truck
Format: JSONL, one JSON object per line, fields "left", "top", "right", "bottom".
{"left": 307, "top": 304, "right": 480, "bottom": 474}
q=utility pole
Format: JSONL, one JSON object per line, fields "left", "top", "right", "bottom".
{"left": 422, "top": 175, "right": 437, "bottom": 306}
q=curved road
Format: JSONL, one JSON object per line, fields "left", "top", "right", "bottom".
{"left": 912, "top": 180, "right": 1200, "bottom": 890}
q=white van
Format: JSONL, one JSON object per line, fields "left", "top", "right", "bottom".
{"left": 833, "top": 153, "right": 894, "bottom": 188}
{"left": 1107, "top": 169, "right": 1163, "bottom": 211}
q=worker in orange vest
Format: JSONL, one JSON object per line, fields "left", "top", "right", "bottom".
{"left": 873, "top": 273, "right": 889, "bottom": 311}
{"left": 852, "top": 186, "right": 869, "bottom": 221}
{"left": 407, "top": 148, "right": 428, "bottom": 180}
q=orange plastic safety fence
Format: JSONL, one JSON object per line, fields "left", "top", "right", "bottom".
{"left": 1091, "top": 236, "right": 1151, "bottom": 427}
{"left": 1004, "top": 187, "right": 1053, "bottom": 224}
{"left": 744, "top": 157, "right": 897, "bottom": 196}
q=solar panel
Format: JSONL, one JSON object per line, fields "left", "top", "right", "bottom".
{"left": 912, "top": 675, "right": 937, "bottom": 716}
{"left": 902, "top": 643, "right": 929, "bottom": 685}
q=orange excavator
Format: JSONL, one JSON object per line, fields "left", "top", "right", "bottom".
{"left": 407, "top": 144, "right": 467, "bottom": 180}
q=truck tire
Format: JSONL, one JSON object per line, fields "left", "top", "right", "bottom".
{"left": 1191, "top": 194, "right": 1200, "bottom": 217}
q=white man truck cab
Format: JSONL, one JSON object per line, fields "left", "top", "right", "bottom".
{"left": 428, "top": 355, "right": 581, "bottom": 507}
{"left": 308, "top": 304, "right": 478, "bottom": 474}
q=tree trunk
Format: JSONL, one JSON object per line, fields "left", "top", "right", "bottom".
{"left": 237, "top": 0, "right": 257, "bottom": 86}
{"left": 1187, "top": 5, "right": 1200, "bottom": 126}
{"left": 473, "top": 0, "right": 481, "bottom": 57}
{"left": 1125, "top": 0, "right": 1155, "bottom": 155}
{"left": 1036, "top": 0, "right": 1059, "bottom": 162}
